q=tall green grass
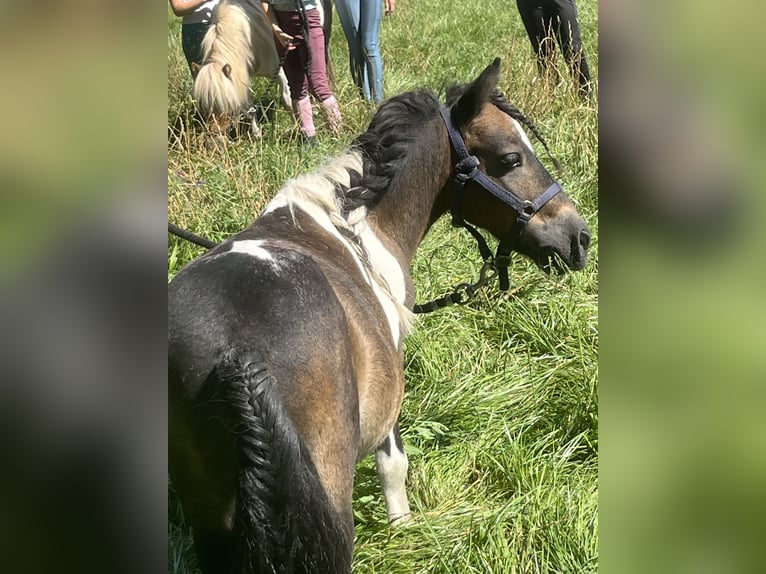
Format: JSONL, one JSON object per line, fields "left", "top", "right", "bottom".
{"left": 168, "top": 0, "right": 598, "bottom": 571}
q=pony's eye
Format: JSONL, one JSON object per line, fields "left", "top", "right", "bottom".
{"left": 501, "top": 153, "right": 522, "bottom": 169}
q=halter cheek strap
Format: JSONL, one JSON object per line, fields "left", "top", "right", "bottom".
{"left": 439, "top": 105, "right": 562, "bottom": 290}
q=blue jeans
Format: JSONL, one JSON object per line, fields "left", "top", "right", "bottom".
{"left": 334, "top": 0, "right": 384, "bottom": 102}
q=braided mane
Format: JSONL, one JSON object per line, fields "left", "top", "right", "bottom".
{"left": 343, "top": 90, "right": 442, "bottom": 213}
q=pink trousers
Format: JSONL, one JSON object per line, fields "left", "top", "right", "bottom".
{"left": 274, "top": 8, "right": 333, "bottom": 102}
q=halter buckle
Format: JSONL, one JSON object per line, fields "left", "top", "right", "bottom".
{"left": 451, "top": 283, "right": 474, "bottom": 305}
{"left": 514, "top": 201, "right": 535, "bottom": 227}
{"left": 455, "top": 156, "right": 480, "bottom": 182}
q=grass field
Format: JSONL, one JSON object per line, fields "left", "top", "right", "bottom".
{"left": 168, "top": 1, "right": 598, "bottom": 572}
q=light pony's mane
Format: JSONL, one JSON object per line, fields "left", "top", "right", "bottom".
{"left": 193, "top": 0, "right": 279, "bottom": 119}
{"left": 266, "top": 152, "right": 416, "bottom": 335}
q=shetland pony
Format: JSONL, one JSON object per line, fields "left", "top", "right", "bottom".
{"left": 169, "top": 59, "right": 590, "bottom": 573}
{"left": 192, "top": 0, "right": 331, "bottom": 137}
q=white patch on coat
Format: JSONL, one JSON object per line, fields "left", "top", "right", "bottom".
{"left": 227, "top": 239, "right": 285, "bottom": 273}
{"left": 350, "top": 214, "right": 409, "bottom": 344}
{"left": 229, "top": 239, "right": 273, "bottom": 261}
{"left": 375, "top": 429, "right": 411, "bottom": 523}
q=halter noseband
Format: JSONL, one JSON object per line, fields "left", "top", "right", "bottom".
{"left": 439, "top": 105, "right": 562, "bottom": 290}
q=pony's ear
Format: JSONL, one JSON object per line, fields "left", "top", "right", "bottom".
{"left": 222, "top": 64, "right": 232, "bottom": 78}
{"left": 191, "top": 61, "right": 202, "bottom": 77}
{"left": 452, "top": 58, "right": 501, "bottom": 127}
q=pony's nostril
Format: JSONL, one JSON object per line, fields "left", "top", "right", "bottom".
{"left": 579, "top": 229, "right": 591, "bottom": 251}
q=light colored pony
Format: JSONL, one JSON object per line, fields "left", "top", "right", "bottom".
{"left": 192, "top": 0, "right": 291, "bottom": 137}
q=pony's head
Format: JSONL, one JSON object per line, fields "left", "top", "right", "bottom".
{"left": 192, "top": 60, "right": 254, "bottom": 136}
{"left": 445, "top": 59, "right": 591, "bottom": 273}
{"left": 190, "top": 0, "right": 267, "bottom": 137}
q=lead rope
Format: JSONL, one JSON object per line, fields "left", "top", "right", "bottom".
{"left": 412, "top": 260, "right": 499, "bottom": 314}
{"left": 168, "top": 223, "right": 217, "bottom": 250}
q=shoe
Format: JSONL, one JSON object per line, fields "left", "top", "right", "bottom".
{"left": 320, "top": 96, "right": 342, "bottom": 134}
{"left": 291, "top": 96, "right": 316, "bottom": 139}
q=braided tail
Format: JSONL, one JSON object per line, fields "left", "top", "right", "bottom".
{"left": 219, "top": 349, "right": 352, "bottom": 574}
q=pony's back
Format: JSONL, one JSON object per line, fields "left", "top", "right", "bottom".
{"left": 239, "top": 0, "right": 280, "bottom": 77}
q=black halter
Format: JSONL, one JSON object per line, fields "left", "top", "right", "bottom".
{"left": 439, "top": 105, "right": 562, "bottom": 290}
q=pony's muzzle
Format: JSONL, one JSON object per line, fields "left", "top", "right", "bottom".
{"left": 569, "top": 225, "right": 591, "bottom": 270}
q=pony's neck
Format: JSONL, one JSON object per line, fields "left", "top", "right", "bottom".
{"left": 368, "top": 119, "right": 452, "bottom": 266}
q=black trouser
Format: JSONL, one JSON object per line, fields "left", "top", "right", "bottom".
{"left": 516, "top": 0, "right": 592, "bottom": 97}
{"left": 181, "top": 23, "right": 210, "bottom": 76}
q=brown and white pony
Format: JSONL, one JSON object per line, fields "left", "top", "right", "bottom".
{"left": 169, "top": 59, "right": 590, "bottom": 573}
{"left": 192, "top": 0, "right": 331, "bottom": 138}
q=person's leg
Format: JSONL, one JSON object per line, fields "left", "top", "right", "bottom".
{"left": 305, "top": 10, "right": 332, "bottom": 101}
{"left": 181, "top": 23, "right": 209, "bottom": 77}
{"left": 359, "top": 0, "right": 384, "bottom": 102}
{"left": 553, "top": 0, "right": 592, "bottom": 97}
{"left": 274, "top": 11, "right": 309, "bottom": 98}
{"left": 304, "top": 9, "right": 342, "bottom": 133}
{"left": 334, "top": 0, "right": 367, "bottom": 98}
{"left": 516, "top": 0, "right": 550, "bottom": 76}
{"left": 275, "top": 10, "right": 315, "bottom": 139}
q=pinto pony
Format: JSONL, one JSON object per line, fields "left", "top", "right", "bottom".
{"left": 192, "top": 0, "right": 332, "bottom": 137}
{"left": 169, "top": 59, "right": 591, "bottom": 573}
